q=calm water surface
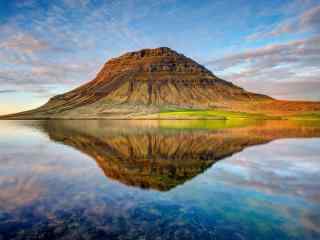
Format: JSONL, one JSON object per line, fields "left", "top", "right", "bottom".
{"left": 0, "top": 120, "right": 319, "bottom": 240}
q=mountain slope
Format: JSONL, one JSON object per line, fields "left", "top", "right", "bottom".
{"left": 2, "top": 47, "right": 320, "bottom": 119}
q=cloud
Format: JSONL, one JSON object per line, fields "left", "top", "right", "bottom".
{"left": 226, "top": 74, "right": 320, "bottom": 100}
{"left": 0, "top": 32, "right": 50, "bottom": 62}
{"left": 0, "top": 29, "right": 66, "bottom": 65}
{"left": 205, "top": 36, "right": 320, "bottom": 100}
{"left": 206, "top": 36, "right": 320, "bottom": 71}
{"left": 0, "top": 62, "right": 95, "bottom": 94}
{"left": 300, "top": 5, "right": 320, "bottom": 29}
{"left": 272, "top": 5, "right": 320, "bottom": 36}
{"left": 268, "top": 80, "right": 320, "bottom": 97}
{"left": 62, "top": 0, "right": 90, "bottom": 8}
{"left": 247, "top": 4, "right": 320, "bottom": 40}
{"left": 0, "top": 33, "right": 49, "bottom": 53}
{"left": 0, "top": 90, "right": 18, "bottom": 94}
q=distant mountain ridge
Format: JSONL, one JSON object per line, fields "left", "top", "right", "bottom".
{"left": 2, "top": 47, "right": 320, "bottom": 119}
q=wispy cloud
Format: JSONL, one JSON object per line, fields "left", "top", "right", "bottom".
{"left": 206, "top": 36, "right": 320, "bottom": 71}
{"left": 0, "top": 32, "right": 49, "bottom": 53}
{"left": 206, "top": 36, "right": 320, "bottom": 100}
{"left": 247, "top": 4, "right": 320, "bottom": 40}
{"left": 0, "top": 32, "right": 52, "bottom": 65}
{"left": 14, "top": 0, "right": 37, "bottom": 8}
{"left": 0, "top": 89, "right": 18, "bottom": 94}
{"left": 62, "top": 0, "right": 90, "bottom": 8}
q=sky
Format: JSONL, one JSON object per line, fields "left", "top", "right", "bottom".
{"left": 0, "top": 0, "right": 319, "bottom": 115}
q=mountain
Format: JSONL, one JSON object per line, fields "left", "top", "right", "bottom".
{"left": 2, "top": 47, "right": 320, "bottom": 119}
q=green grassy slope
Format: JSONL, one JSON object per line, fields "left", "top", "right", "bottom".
{"left": 147, "top": 108, "right": 280, "bottom": 120}
{"left": 138, "top": 108, "right": 320, "bottom": 121}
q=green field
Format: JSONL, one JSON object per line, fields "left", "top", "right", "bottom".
{"left": 157, "top": 119, "right": 258, "bottom": 130}
{"left": 287, "top": 112, "right": 320, "bottom": 121}
{"left": 156, "top": 108, "right": 280, "bottom": 120}
{"left": 138, "top": 108, "right": 320, "bottom": 121}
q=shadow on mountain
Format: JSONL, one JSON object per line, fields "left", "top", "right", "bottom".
{"left": 39, "top": 120, "right": 320, "bottom": 191}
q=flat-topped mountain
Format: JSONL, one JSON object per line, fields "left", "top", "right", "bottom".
{"left": 2, "top": 47, "right": 320, "bottom": 119}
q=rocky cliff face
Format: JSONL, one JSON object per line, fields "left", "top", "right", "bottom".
{"left": 50, "top": 47, "right": 264, "bottom": 107}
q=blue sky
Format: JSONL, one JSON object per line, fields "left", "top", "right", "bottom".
{"left": 0, "top": 0, "right": 319, "bottom": 114}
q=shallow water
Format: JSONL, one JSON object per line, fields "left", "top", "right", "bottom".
{"left": 0, "top": 120, "right": 319, "bottom": 240}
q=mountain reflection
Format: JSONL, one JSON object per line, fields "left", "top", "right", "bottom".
{"left": 39, "top": 120, "right": 320, "bottom": 191}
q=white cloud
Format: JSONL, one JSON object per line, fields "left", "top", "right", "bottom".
{"left": 0, "top": 32, "right": 49, "bottom": 54}
{"left": 205, "top": 36, "right": 320, "bottom": 100}
{"left": 206, "top": 36, "right": 320, "bottom": 71}
{"left": 247, "top": 4, "right": 320, "bottom": 40}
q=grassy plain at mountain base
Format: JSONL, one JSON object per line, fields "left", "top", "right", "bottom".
{"left": 139, "top": 108, "right": 320, "bottom": 121}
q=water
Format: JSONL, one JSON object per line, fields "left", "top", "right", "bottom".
{"left": 0, "top": 120, "right": 319, "bottom": 240}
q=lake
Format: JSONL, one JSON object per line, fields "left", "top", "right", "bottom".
{"left": 0, "top": 120, "right": 319, "bottom": 240}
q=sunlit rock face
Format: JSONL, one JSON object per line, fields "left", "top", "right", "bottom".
{"left": 45, "top": 47, "right": 268, "bottom": 108}
{"left": 40, "top": 120, "right": 320, "bottom": 191}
